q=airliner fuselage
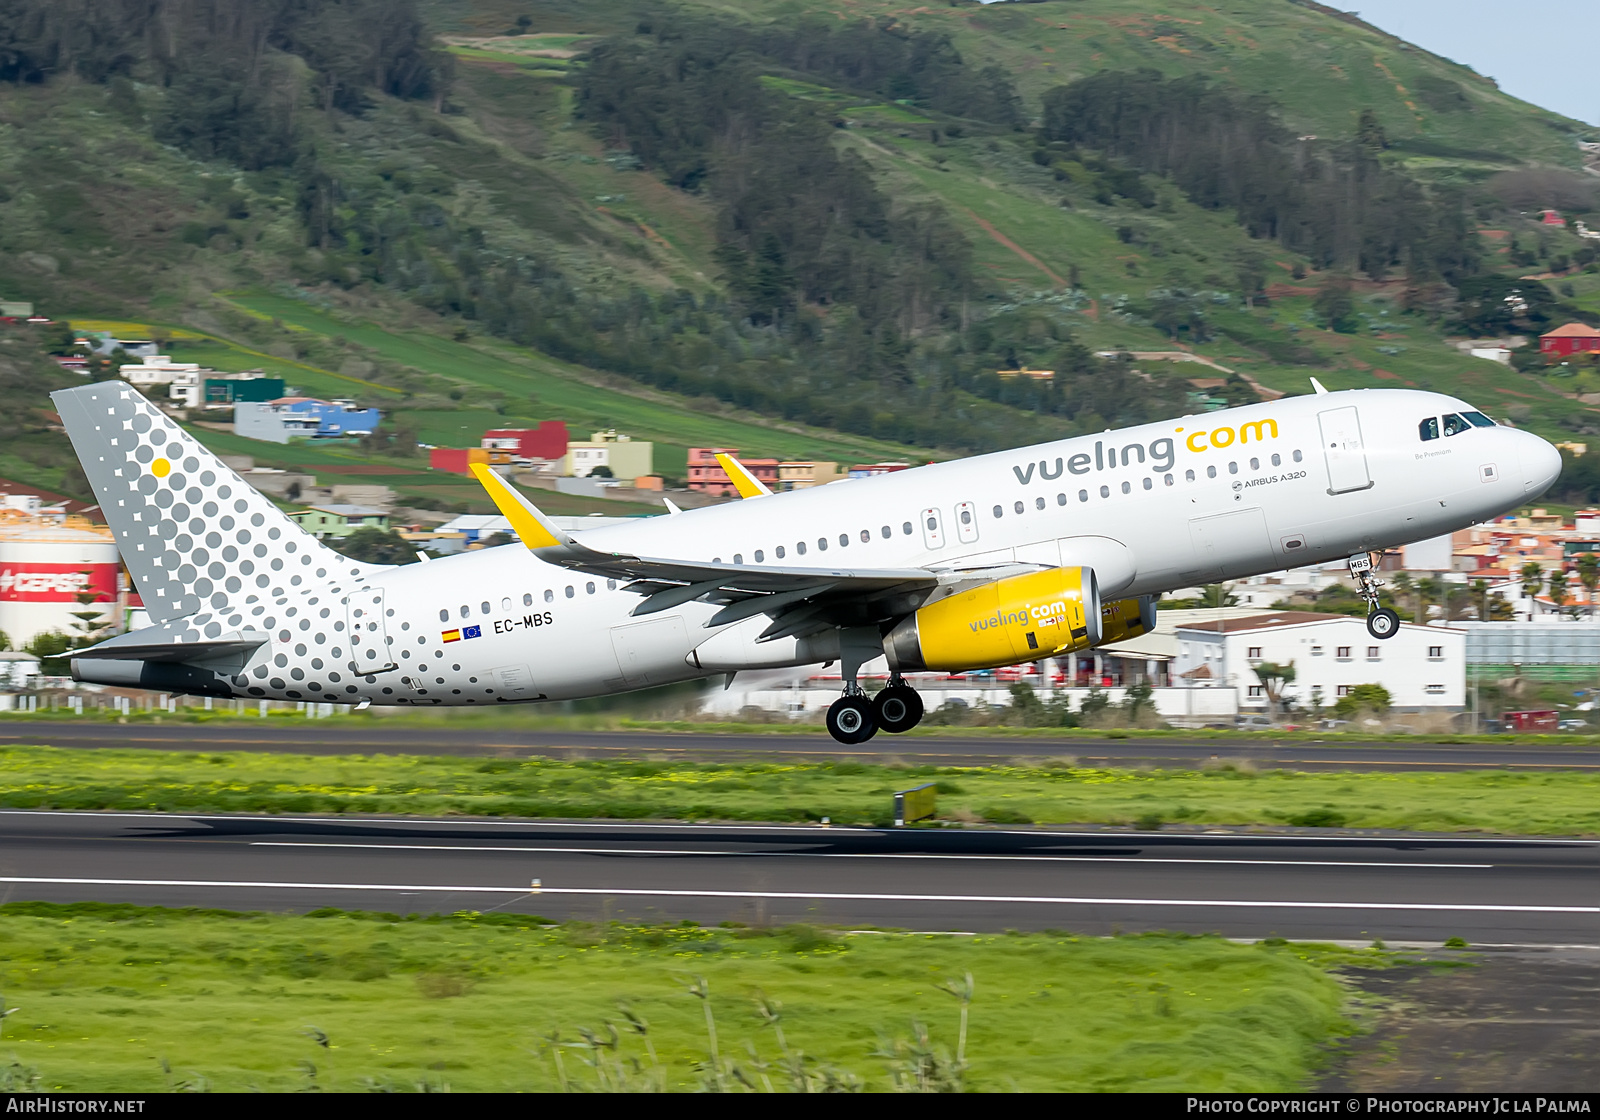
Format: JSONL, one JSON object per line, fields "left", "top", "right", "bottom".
{"left": 56, "top": 384, "right": 1559, "bottom": 736}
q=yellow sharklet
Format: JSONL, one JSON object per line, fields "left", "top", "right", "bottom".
{"left": 468, "top": 463, "right": 565, "bottom": 549}
{"left": 714, "top": 452, "right": 773, "bottom": 499}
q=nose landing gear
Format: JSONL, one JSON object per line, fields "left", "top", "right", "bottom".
{"left": 1349, "top": 552, "right": 1400, "bottom": 640}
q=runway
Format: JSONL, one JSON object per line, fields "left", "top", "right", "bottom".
{"left": 4, "top": 721, "right": 1599, "bottom": 771}
{"left": 0, "top": 810, "right": 1593, "bottom": 943}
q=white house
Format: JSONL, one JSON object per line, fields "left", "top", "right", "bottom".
{"left": 1173, "top": 611, "right": 1465, "bottom": 712}
{"left": 118, "top": 354, "right": 215, "bottom": 408}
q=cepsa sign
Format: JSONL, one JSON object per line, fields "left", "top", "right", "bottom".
{"left": 0, "top": 563, "right": 118, "bottom": 603}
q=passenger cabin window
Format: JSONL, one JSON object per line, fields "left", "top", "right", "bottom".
{"left": 1443, "top": 413, "right": 1471, "bottom": 437}
{"left": 1420, "top": 418, "right": 1440, "bottom": 441}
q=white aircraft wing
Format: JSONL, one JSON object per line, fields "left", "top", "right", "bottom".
{"left": 470, "top": 465, "right": 936, "bottom": 636}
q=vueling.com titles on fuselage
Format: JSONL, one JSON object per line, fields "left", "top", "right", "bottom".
{"left": 1012, "top": 418, "right": 1280, "bottom": 484}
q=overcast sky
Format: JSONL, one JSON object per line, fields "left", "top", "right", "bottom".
{"left": 1347, "top": 1, "right": 1596, "bottom": 126}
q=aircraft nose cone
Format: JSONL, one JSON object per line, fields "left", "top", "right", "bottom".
{"left": 1518, "top": 432, "right": 1562, "bottom": 497}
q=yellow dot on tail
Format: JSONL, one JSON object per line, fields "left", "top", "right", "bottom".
{"left": 151, "top": 458, "right": 171, "bottom": 477}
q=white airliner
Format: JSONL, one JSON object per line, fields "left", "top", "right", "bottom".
{"left": 57, "top": 380, "right": 1558, "bottom": 743}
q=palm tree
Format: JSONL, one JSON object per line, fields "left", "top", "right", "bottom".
{"left": 1521, "top": 561, "right": 1546, "bottom": 619}
{"left": 1548, "top": 567, "right": 1569, "bottom": 615}
{"left": 1198, "top": 584, "right": 1239, "bottom": 608}
{"left": 1577, "top": 552, "right": 1600, "bottom": 618}
{"left": 1251, "top": 660, "right": 1297, "bottom": 719}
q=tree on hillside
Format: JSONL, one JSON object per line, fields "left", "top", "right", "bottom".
{"left": 1313, "top": 274, "right": 1358, "bottom": 334}
{"left": 1037, "top": 70, "right": 1480, "bottom": 283}
{"left": 1454, "top": 277, "right": 1557, "bottom": 337}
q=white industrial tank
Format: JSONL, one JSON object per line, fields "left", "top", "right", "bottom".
{"left": 0, "top": 524, "right": 121, "bottom": 648}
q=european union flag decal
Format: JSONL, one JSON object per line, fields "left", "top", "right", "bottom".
{"left": 463, "top": 625, "right": 482, "bottom": 639}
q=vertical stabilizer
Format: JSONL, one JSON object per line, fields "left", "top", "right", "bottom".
{"left": 52, "top": 382, "right": 388, "bottom": 624}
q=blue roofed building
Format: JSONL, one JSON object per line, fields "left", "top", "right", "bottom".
{"left": 234, "top": 397, "right": 380, "bottom": 444}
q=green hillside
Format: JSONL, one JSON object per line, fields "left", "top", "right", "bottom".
{"left": 1, "top": 0, "right": 1597, "bottom": 513}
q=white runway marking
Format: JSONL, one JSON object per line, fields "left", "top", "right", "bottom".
{"left": 0, "top": 876, "right": 1589, "bottom": 913}
{"left": 247, "top": 841, "right": 1493, "bottom": 869}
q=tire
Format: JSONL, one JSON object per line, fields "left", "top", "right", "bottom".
{"left": 873, "top": 685, "right": 924, "bottom": 734}
{"left": 1366, "top": 607, "right": 1400, "bottom": 640}
{"left": 826, "top": 695, "right": 878, "bottom": 744}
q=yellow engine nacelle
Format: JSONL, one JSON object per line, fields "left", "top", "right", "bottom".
{"left": 884, "top": 567, "right": 1101, "bottom": 674}
{"left": 1097, "top": 595, "right": 1158, "bottom": 647}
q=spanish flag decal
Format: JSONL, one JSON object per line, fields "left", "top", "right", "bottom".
{"left": 441, "top": 629, "right": 462, "bottom": 643}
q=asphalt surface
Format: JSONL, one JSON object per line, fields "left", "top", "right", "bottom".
{"left": 3, "top": 720, "right": 1599, "bottom": 771}
{"left": 0, "top": 810, "right": 1593, "bottom": 943}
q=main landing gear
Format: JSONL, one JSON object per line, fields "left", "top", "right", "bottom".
{"left": 1349, "top": 552, "right": 1400, "bottom": 640}
{"left": 825, "top": 677, "right": 926, "bottom": 745}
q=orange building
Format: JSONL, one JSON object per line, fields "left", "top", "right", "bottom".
{"left": 687, "top": 448, "right": 780, "bottom": 496}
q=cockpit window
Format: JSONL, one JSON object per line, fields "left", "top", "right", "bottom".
{"left": 1443, "top": 413, "right": 1471, "bottom": 437}
{"left": 1463, "top": 411, "right": 1496, "bottom": 428}
{"left": 1419, "top": 417, "right": 1440, "bottom": 441}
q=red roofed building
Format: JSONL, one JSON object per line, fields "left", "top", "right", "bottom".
{"left": 481, "top": 422, "right": 569, "bottom": 463}
{"left": 1540, "top": 322, "right": 1600, "bottom": 359}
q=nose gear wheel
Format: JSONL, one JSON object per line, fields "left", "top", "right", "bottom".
{"left": 1347, "top": 552, "right": 1399, "bottom": 640}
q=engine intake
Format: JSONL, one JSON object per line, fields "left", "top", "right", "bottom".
{"left": 884, "top": 567, "right": 1100, "bottom": 673}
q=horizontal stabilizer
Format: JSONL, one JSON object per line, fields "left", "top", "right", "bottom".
{"left": 73, "top": 631, "right": 270, "bottom": 663}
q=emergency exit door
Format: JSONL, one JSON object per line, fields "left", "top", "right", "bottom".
{"left": 1317, "top": 406, "right": 1373, "bottom": 494}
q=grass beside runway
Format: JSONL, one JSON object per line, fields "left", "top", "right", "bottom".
{"left": 0, "top": 902, "right": 1368, "bottom": 1092}
{"left": 9, "top": 706, "right": 1600, "bottom": 747}
{"left": 1, "top": 746, "right": 1598, "bottom": 835}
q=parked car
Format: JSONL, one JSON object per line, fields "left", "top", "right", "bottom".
{"left": 1319, "top": 719, "right": 1353, "bottom": 731}
{"left": 1236, "top": 714, "right": 1275, "bottom": 730}
{"left": 1558, "top": 719, "right": 1588, "bottom": 732}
